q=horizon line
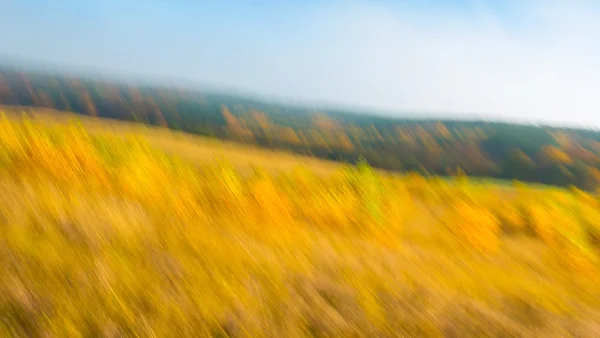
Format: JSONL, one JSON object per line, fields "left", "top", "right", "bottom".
{"left": 0, "top": 54, "right": 597, "bottom": 132}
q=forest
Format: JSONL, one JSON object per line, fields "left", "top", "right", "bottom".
{"left": 2, "top": 113, "right": 600, "bottom": 336}
{"left": 2, "top": 65, "right": 600, "bottom": 190}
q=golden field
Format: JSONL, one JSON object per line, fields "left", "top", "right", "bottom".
{"left": 1, "top": 109, "right": 600, "bottom": 337}
{"left": 0, "top": 106, "right": 342, "bottom": 175}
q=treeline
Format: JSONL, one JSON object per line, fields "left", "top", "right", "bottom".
{"left": 2, "top": 65, "right": 600, "bottom": 189}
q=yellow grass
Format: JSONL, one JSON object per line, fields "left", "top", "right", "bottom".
{"left": 0, "top": 105, "right": 342, "bottom": 175}
{"left": 1, "top": 107, "right": 600, "bottom": 337}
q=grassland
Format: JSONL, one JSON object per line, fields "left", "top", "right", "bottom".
{"left": 1, "top": 108, "right": 600, "bottom": 337}
{"left": 0, "top": 105, "right": 343, "bottom": 175}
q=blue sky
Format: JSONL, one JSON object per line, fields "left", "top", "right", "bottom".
{"left": 1, "top": 0, "right": 600, "bottom": 127}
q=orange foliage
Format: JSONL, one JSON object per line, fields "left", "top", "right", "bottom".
{"left": 540, "top": 145, "right": 573, "bottom": 165}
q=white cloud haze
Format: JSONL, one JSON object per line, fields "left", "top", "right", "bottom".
{"left": 1, "top": 0, "right": 600, "bottom": 127}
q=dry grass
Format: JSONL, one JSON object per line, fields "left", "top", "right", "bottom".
{"left": 1, "top": 109, "right": 600, "bottom": 337}
{"left": 0, "top": 105, "right": 342, "bottom": 175}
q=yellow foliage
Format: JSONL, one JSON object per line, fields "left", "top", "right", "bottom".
{"left": 497, "top": 202, "right": 525, "bottom": 234}
{"left": 527, "top": 204, "right": 556, "bottom": 245}
{"left": 1, "top": 115, "right": 600, "bottom": 336}
{"left": 247, "top": 170, "right": 293, "bottom": 225}
{"left": 449, "top": 200, "right": 501, "bottom": 253}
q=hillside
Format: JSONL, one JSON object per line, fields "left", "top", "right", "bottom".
{"left": 2, "top": 66, "right": 600, "bottom": 190}
{"left": 0, "top": 106, "right": 343, "bottom": 175}
{"left": 2, "top": 110, "right": 600, "bottom": 336}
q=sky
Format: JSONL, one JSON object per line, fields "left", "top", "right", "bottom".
{"left": 1, "top": 0, "right": 600, "bottom": 127}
